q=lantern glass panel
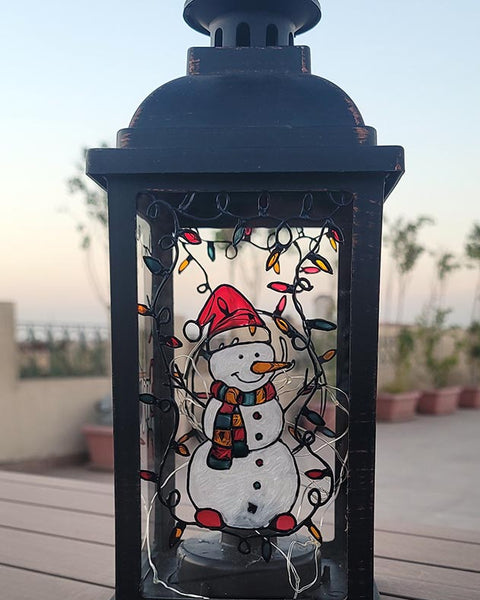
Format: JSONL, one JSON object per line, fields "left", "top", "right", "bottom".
{"left": 136, "top": 190, "right": 351, "bottom": 599}
{"left": 137, "top": 215, "right": 157, "bottom": 555}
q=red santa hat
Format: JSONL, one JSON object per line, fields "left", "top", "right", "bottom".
{"left": 183, "top": 284, "right": 270, "bottom": 350}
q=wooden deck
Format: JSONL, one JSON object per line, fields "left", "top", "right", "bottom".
{"left": 0, "top": 469, "right": 479, "bottom": 600}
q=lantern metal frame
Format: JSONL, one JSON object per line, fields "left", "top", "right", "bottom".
{"left": 87, "top": 2, "right": 404, "bottom": 599}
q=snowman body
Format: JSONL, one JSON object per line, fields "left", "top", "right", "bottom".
{"left": 187, "top": 341, "right": 300, "bottom": 529}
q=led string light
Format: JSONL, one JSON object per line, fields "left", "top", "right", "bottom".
{"left": 265, "top": 535, "right": 322, "bottom": 600}
{"left": 173, "top": 331, "right": 218, "bottom": 433}
{"left": 160, "top": 461, "right": 189, "bottom": 491}
{"left": 142, "top": 492, "right": 209, "bottom": 600}
{"left": 171, "top": 351, "right": 210, "bottom": 433}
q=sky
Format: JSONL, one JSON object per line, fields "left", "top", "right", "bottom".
{"left": 1, "top": 0, "right": 479, "bottom": 327}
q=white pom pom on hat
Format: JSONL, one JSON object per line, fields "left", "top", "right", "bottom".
{"left": 183, "top": 320, "right": 202, "bottom": 342}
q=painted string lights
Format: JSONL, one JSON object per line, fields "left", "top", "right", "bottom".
{"left": 136, "top": 190, "right": 349, "bottom": 579}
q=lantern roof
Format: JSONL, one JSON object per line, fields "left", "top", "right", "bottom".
{"left": 87, "top": 2, "right": 404, "bottom": 198}
{"left": 183, "top": 0, "right": 321, "bottom": 37}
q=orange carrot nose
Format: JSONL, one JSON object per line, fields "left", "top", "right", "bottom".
{"left": 251, "top": 361, "right": 292, "bottom": 374}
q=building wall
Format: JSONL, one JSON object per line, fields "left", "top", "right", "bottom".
{"left": 0, "top": 303, "right": 110, "bottom": 465}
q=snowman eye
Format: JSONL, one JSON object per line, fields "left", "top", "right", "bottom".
{"left": 255, "top": 352, "right": 260, "bottom": 358}
{"left": 239, "top": 354, "right": 244, "bottom": 359}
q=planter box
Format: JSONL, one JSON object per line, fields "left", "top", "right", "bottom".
{"left": 417, "top": 387, "right": 460, "bottom": 415}
{"left": 459, "top": 386, "right": 480, "bottom": 409}
{"left": 376, "top": 391, "right": 420, "bottom": 422}
{"left": 82, "top": 424, "right": 114, "bottom": 470}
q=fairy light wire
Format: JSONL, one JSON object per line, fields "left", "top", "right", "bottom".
{"left": 142, "top": 491, "right": 209, "bottom": 600}
{"left": 265, "top": 535, "right": 322, "bottom": 599}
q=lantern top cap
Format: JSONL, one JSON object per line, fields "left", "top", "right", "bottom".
{"left": 183, "top": 0, "right": 321, "bottom": 36}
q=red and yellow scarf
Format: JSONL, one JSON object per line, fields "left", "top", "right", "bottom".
{"left": 207, "top": 380, "right": 276, "bottom": 470}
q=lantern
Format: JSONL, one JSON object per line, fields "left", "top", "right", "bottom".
{"left": 87, "top": 1, "right": 404, "bottom": 599}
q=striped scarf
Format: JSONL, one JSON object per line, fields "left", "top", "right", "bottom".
{"left": 207, "top": 380, "right": 276, "bottom": 470}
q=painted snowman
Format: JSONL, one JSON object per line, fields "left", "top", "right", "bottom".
{"left": 184, "top": 284, "right": 299, "bottom": 532}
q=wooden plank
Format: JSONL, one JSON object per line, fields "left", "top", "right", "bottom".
{"left": 0, "top": 527, "right": 114, "bottom": 587}
{"left": 376, "top": 519, "right": 480, "bottom": 545}
{"left": 0, "top": 470, "right": 112, "bottom": 496}
{"left": 0, "top": 565, "right": 113, "bottom": 600}
{"left": 0, "top": 499, "right": 114, "bottom": 545}
{"left": 0, "top": 565, "right": 405, "bottom": 600}
{"left": 375, "top": 530, "right": 480, "bottom": 572}
{"left": 376, "top": 557, "right": 480, "bottom": 600}
{"left": 0, "top": 480, "right": 114, "bottom": 516}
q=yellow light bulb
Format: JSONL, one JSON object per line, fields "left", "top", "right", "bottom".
{"left": 266, "top": 251, "right": 280, "bottom": 270}
{"left": 178, "top": 258, "right": 191, "bottom": 273}
{"left": 308, "top": 523, "right": 322, "bottom": 542}
{"left": 275, "top": 318, "right": 289, "bottom": 333}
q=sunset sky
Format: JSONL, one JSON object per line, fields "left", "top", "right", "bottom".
{"left": 1, "top": 0, "right": 479, "bottom": 326}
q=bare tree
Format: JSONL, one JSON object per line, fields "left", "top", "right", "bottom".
{"left": 433, "top": 251, "right": 461, "bottom": 310}
{"left": 465, "top": 222, "right": 480, "bottom": 323}
{"left": 66, "top": 144, "right": 110, "bottom": 311}
{"left": 383, "top": 215, "right": 434, "bottom": 324}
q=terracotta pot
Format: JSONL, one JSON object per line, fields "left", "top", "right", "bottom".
{"left": 417, "top": 387, "right": 460, "bottom": 415}
{"left": 82, "top": 424, "right": 114, "bottom": 470}
{"left": 376, "top": 391, "right": 420, "bottom": 422}
{"left": 458, "top": 386, "right": 480, "bottom": 409}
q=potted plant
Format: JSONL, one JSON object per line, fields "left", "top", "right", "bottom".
{"left": 416, "top": 308, "right": 461, "bottom": 414}
{"left": 415, "top": 252, "right": 462, "bottom": 414}
{"left": 378, "top": 216, "right": 434, "bottom": 421}
{"left": 82, "top": 395, "right": 114, "bottom": 470}
{"left": 459, "top": 321, "right": 480, "bottom": 408}
{"left": 377, "top": 326, "right": 420, "bottom": 421}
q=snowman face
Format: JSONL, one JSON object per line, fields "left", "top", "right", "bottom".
{"left": 209, "top": 342, "right": 275, "bottom": 391}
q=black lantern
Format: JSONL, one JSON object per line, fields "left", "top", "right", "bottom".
{"left": 87, "top": 1, "right": 404, "bottom": 599}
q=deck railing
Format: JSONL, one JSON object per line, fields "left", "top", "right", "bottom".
{"left": 17, "top": 322, "right": 109, "bottom": 378}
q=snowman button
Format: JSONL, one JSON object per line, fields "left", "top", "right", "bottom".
{"left": 253, "top": 481, "right": 261, "bottom": 490}
{"left": 255, "top": 458, "right": 264, "bottom": 467}
{"left": 255, "top": 433, "right": 263, "bottom": 441}
{"left": 253, "top": 411, "right": 262, "bottom": 420}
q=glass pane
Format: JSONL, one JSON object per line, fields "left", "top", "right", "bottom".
{"left": 137, "top": 215, "right": 157, "bottom": 559}
{"left": 137, "top": 191, "right": 349, "bottom": 599}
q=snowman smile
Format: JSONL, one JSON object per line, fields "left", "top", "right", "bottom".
{"left": 232, "top": 372, "right": 264, "bottom": 385}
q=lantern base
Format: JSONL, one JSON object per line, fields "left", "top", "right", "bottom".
{"left": 176, "top": 532, "right": 319, "bottom": 598}
{"left": 111, "top": 577, "right": 380, "bottom": 600}
{"left": 139, "top": 532, "right": 349, "bottom": 599}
